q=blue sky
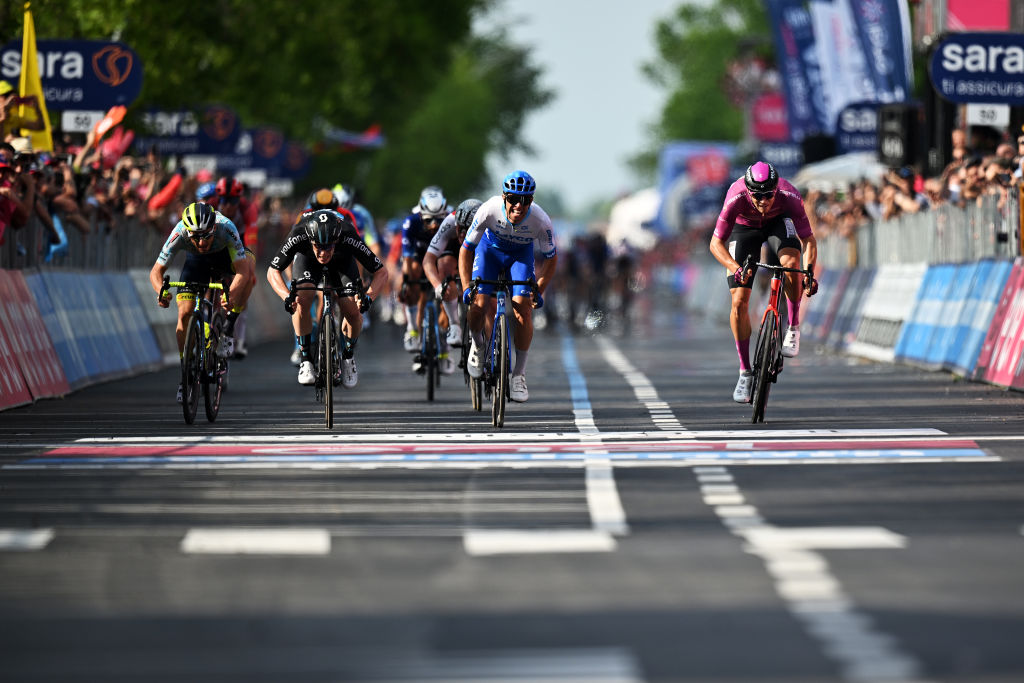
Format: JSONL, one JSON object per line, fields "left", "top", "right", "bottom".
{"left": 478, "top": 0, "right": 681, "bottom": 213}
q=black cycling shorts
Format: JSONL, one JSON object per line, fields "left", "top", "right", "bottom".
{"left": 180, "top": 248, "right": 234, "bottom": 284}
{"left": 293, "top": 251, "right": 360, "bottom": 290}
{"left": 726, "top": 216, "right": 802, "bottom": 289}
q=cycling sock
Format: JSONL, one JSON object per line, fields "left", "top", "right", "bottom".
{"left": 297, "top": 334, "right": 312, "bottom": 362}
{"left": 442, "top": 299, "right": 459, "bottom": 324}
{"left": 472, "top": 329, "right": 484, "bottom": 348}
{"left": 787, "top": 296, "right": 801, "bottom": 328}
{"left": 405, "top": 306, "right": 417, "bottom": 332}
{"left": 513, "top": 348, "right": 528, "bottom": 376}
{"left": 736, "top": 337, "right": 751, "bottom": 372}
{"left": 234, "top": 312, "right": 246, "bottom": 344}
{"left": 344, "top": 337, "right": 357, "bottom": 359}
{"left": 225, "top": 310, "right": 239, "bottom": 336}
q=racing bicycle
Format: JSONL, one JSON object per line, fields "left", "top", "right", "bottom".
{"left": 160, "top": 276, "right": 229, "bottom": 425}
{"left": 287, "top": 270, "right": 367, "bottom": 429}
{"left": 469, "top": 275, "right": 539, "bottom": 428}
{"left": 744, "top": 257, "right": 815, "bottom": 423}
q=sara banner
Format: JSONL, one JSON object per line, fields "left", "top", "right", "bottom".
{"left": 0, "top": 39, "right": 143, "bottom": 109}
{"left": 929, "top": 32, "right": 1024, "bottom": 105}
{"left": 133, "top": 104, "right": 241, "bottom": 155}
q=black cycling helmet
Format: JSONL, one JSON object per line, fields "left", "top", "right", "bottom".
{"left": 307, "top": 187, "right": 339, "bottom": 211}
{"left": 744, "top": 161, "right": 779, "bottom": 196}
{"left": 303, "top": 209, "right": 345, "bottom": 246}
{"left": 455, "top": 198, "right": 483, "bottom": 229}
{"left": 182, "top": 202, "right": 216, "bottom": 237}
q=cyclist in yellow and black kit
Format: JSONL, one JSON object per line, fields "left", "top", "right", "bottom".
{"left": 149, "top": 202, "right": 256, "bottom": 403}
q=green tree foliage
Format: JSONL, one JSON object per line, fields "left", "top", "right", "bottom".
{"left": 2, "top": 0, "right": 553, "bottom": 218}
{"left": 630, "top": 0, "right": 771, "bottom": 181}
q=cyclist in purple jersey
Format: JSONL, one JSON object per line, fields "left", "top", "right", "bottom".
{"left": 709, "top": 161, "right": 818, "bottom": 403}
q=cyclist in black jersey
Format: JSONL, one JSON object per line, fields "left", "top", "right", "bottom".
{"left": 267, "top": 209, "right": 388, "bottom": 388}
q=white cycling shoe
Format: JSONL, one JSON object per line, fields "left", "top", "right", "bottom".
{"left": 781, "top": 327, "right": 800, "bottom": 358}
{"left": 510, "top": 374, "right": 529, "bottom": 402}
{"left": 733, "top": 371, "right": 753, "bottom": 404}
{"left": 290, "top": 347, "right": 302, "bottom": 366}
{"left": 446, "top": 323, "right": 462, "bottom": 347}
{"left": 176, "top": 383, "right": 183, "bottom": 404}
{"left": 297, "top": 361, "right": 316, "bottom": 386}
{"left": 341, "top": 358, "right": 358, "bottom": 388}
{"left": 467, "top": 341, "right": 483, "bottom": 379}
{"left": 403, "top": 329, "right": 420, "bottom": 352}
{"left": 439, "top": 354, "right": 455, "bottom": 375}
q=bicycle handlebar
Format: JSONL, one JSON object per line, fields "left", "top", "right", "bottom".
{"left": 160, "top": 275, "right": 228, "bottom": 305}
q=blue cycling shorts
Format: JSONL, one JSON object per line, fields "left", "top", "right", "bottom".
{"left": 471, "top": 235, "right": 535, "bottom": 297}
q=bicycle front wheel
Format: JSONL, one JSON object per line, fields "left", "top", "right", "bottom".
{"left": 180, "top": 313, "right": 202, "bottom": 425}
{"left": 492, "top": 313, "right": 509, "bottom": 428}
{"left": 322, "top": 313, "right": 335, "bottom": 429}
{"left": 204, "top": 309, "right": 226, "bottom": 422}
{"left": 751, "top": 313, "right": 777, "bottom": 424}
{"left": 425, "top": 305, "right": 437, "bottom": 402}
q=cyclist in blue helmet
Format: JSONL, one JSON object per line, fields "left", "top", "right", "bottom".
{"left": 196, "top": 181, "right": 217, "bottom": 202}
{"left": 457, "top": 170, "right": 557, "bottom": 403}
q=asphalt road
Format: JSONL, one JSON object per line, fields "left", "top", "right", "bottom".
{"left": 1, "top": 299, "right": 1023, "bottom": 683}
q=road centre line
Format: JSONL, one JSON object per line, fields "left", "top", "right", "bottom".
{"left": 460, "top": 336, "right": 629, "bottom": 555}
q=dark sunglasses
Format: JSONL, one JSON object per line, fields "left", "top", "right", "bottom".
{"left": 189, "top": 232, "right": 214, "bottom": 242}
{"left": 750, "top": 190, "right": 775, "bottom": 200}
{"left": 504, "top": 193, "right": 533, "bottom": 207}
{"left": 422, "top": 215, "right": 442, "bottom": 224}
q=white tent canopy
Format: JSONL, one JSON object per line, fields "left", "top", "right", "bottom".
{"left": 791, "top": 151, "right": 887, "bottom": 192}
{"left": 607, "top": 188, "right": 659, "bottom": 251}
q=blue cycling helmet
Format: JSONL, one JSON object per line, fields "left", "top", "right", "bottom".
{"left": 502, "top": 170, "right": 536, "bottom": 196}
{"left": 196, "top": 181, "right": 217, "bottom": 201}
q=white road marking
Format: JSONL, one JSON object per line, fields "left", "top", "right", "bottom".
{"left": 463, "top": 529, "right": 616, "bottom": 556}
{"left": 693, "top": 468, "right": 933, "bottom": 683}
{"left": 180, "top": 528, "right": 330, "bottom": 555}
{"left": 0, "top": 528, "right": 54, "bottom": 551}
{"left": 595, "top": 336, "right": 686, "bottom": 431}
{"left": 66, "top": 428, "right": 949, "bottom": 444}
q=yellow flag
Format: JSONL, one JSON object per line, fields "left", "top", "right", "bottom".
{"left": 17, "top": 2, "right": 53, "bottom": 152}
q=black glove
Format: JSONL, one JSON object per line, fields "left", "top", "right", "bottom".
{"left": 359, "top": 294, "right": 372, "bottom": 313}
{"left": 804, "top": 276, "right": 818, "bottom": 297}
{"left": 284, "top": 296, "right": 296, "bottom": 314}
{"left": 533, "top": 291, "right": 544, "bottom": 309}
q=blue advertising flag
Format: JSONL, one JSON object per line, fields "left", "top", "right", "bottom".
{"left": 765, "top": 0, "right": 828, "bottom": 141}
{"left": 847, "top": 0, "right": 913, "bottom": 103}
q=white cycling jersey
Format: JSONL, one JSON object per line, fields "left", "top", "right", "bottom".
{"left": 463, "top": 195, "right": 556, "bottom": 258}
{"left": 426, "top": 212, "right": 459, "bottom": 257}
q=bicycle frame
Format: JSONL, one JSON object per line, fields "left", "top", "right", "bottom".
{"left": 470, "top": 276, "right": 538, "bottom": 428}
{"left": 289, "top": 269, "right": 364, "bottom": 429}
{"left": 162, "top": 278, "right": 228, "bottom": 425}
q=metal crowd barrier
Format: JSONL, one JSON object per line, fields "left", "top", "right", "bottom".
{"left": 819, "top": 191, "right": 1021, "bottom": 269}
{"left": 1, "top": 214, "right": 280, "bottom": 272}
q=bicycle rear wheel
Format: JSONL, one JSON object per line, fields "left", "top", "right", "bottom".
{"left": 321, "top": 312, "right": 335, "bottom": 429}
{"left": 751, "top": 313, "right": 777, "bottom": 424}
{"left": 180, "top": 313, "right": 202, "bottom": 425}
{"left": 492, "top": 312, "right": 509, "bottom": 428}
{"left": 204, "top": 308, "right": 226, "bottom": 422}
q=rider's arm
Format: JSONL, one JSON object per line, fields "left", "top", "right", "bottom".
{"left": 366, "top": 264, "right": 389, "bottom": 302}
{"left": 149, "top": 260, "right": 168, "bottom": 296}
{"left": 266, "top": 265, "right": 291, "bottom": 300}
{"left": 422, "top": 252, "right": 441, "bottom": 288}
{"left": 266, "top": 233, "right": 299, "bottom": 300}
{"left": 709, "top": 235, "right": 741, "bottom": 273}
{"left": 536, "top": 252, "right": 558, "bottom": 294}
{"left": 801, "top": 233, "right": 818, "bottom": 272}
{"left": 458, "top": 245, "right": 475, "bottom": 295}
